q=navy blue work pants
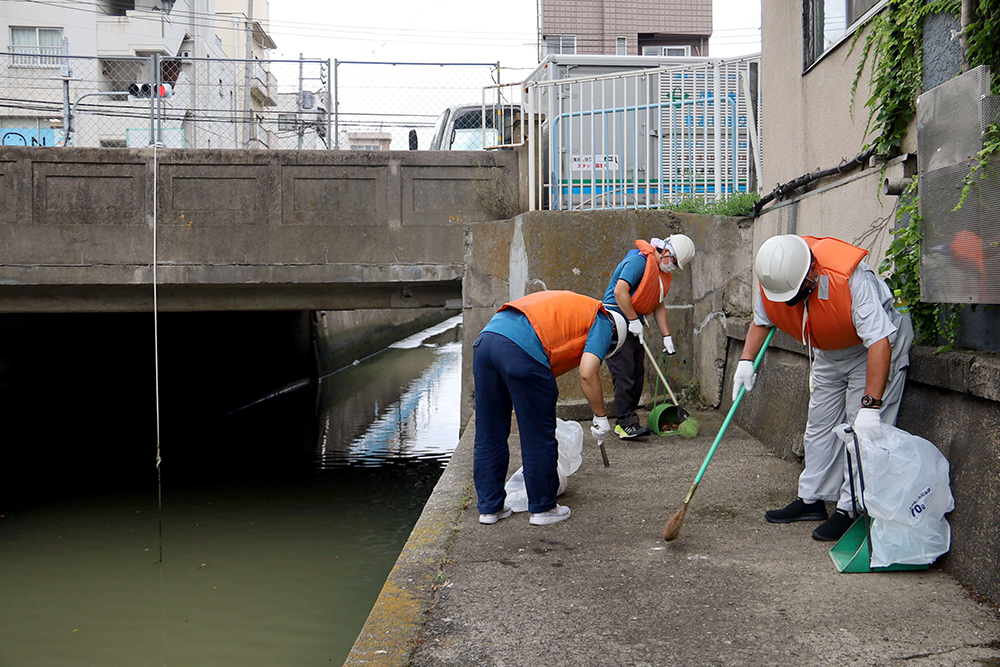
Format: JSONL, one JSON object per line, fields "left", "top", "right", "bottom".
{"left": 472, "top": 331, "right": 559, "bottom": 515}
{"left": 605, "top": 333, "right": 644, "bottom": 428}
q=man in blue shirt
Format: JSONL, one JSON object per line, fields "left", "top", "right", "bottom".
{"left": 473, "top": 290, "right": 626, "bottom": 526}
{"left": 603, "top": 235, "right": 695, "bottom": 439}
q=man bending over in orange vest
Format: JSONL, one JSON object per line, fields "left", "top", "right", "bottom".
{"left": 473, "top": 290, "right": 627, "bottom": 526}
{"left": 603, "top": 234, "right": 695, "bottom": 439}
{"left": 733, "top": 235, "right": 914, "bottom": 542}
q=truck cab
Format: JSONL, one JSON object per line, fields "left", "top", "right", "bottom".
{"left": 427, "top": 104, "right": 521, "bottom": 151}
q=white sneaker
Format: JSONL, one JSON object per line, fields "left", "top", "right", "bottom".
{"left": 529, "top": 504, "right": 571, "bottom": 526}
{"left": 479, "top": 506, "right": 513, "bottom": 525}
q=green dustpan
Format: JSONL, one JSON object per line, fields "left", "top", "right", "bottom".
{"left": 829, "top": 429, "right": 930, "bottom": 574}
{"left": 644, "top": 349, "right": 691, "bottom": 436}
{"left": 829, "top": 515, "right": 929, "bottom": 573}
{"left": 648, "top": 402, "right": 690, "bottom": 436}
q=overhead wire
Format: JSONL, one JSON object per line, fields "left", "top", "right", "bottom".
{"left": 7, "top": 0, "right": 759, "bottom": 50}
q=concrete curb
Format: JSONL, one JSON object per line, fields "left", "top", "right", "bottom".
{"left": 343, "top": 420, "right": 476, "bottom": 666}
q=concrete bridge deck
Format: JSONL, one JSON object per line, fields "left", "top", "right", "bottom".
{"left": 0, "top": 147, "right": 517, "bottom": 312}
{"left": 346, "top": 409, "right": 1000, "bottom": 667}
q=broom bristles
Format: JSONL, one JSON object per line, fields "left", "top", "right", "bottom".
{"left": 662, "top": 502, "right": 688, "bottom": 541}
{"left": 677, "top": 417, "right": 700, "bottom": 439}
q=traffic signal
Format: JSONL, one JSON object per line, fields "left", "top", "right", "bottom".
{"left": 127, "top": 82, "right": 173, "bottom": 99}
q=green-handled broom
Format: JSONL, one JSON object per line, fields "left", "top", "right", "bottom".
{"left": 662, "top": 327, "right": 775, "bottom": 541}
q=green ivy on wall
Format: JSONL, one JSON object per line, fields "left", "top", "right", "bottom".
{"left": 851, "top": 0, "right": 999, "bottom": 350}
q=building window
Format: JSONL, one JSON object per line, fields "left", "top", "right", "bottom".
{"left": 804, "top": 0, "right": 884, "bottom": 69}
{"left": 278, "top": 114, "right": 298, "bottom": 131}
{"left": 616, "top": 37, "right": 627, "bottom": 55}
{"left": 642, "top": 45, "right": 691, "bottom": 57}
{"left": 544, "top": 34, "right": 576, "bottom": 55}
{"left": 9, "top": 27, "right": 63, "bottom": 67}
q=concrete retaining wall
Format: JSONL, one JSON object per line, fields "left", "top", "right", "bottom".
{"left": 315, "top": 308, "right": 459, "bottom": 377}
{"left": 460, "top": 209, "right": 745, "bottom": 426}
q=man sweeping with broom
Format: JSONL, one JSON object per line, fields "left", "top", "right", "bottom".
{"left": 602, "top": 234, "right": 695, "bottom": 439}
{"left": 733, "top": 234, "right": 913, "bottom": 542}
{"left": 473, "top": 290, "right": 627, "bottom": 526}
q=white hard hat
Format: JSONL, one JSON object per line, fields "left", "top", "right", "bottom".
{"left": 755, "top": 235, "right": 812, "bottom": 302}
{"left": 607, "top": 310, "right": 627, "bottom": 357}
{"left": 667, "top": 234, "right": 696, "bottom": 270}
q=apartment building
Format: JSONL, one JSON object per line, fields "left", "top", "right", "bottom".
{"left": 539, "top": 0, "right": 712, "bottom": 59}
{"left": 0, "top": 0, "right": 277, "bottom": 148}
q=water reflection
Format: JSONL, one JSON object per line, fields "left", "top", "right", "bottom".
{"left": 318, "top": 315, "right": 462, "bottom": 468}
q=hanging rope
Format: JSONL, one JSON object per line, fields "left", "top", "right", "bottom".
{"left": 151, "top": 140, "right": 164, "bottom": 564}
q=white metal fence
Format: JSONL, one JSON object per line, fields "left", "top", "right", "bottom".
{"left": 518, "top": 56, "right": 762, "bottom": 211}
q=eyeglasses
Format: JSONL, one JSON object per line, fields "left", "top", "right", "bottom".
{"left": 785, "top": 276, "right": 817, "bottom": 307}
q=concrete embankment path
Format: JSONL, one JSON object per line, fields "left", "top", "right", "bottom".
{"left": 346, "top": 410, "right": 1000, "bottom": 667}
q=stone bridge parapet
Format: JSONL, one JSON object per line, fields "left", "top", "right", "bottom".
{"left": 0, "top": 147, "right": 518, "bottom": 312}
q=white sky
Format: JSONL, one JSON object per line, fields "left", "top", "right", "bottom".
{"left": 265, "top": 0, "right": 761, "bottom": 147}
{"left": 268, "top": 0, "right": 762, "bottom": 68}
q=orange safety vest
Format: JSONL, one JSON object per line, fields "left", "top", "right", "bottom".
{"left": 759, "top": 237, "right": 868, "bottom": 351}
{"left": 499, "top": 290, "right": 608, "bottom": 377}
{"left": 629, "top": 239, "right": 673, "bottom": 315}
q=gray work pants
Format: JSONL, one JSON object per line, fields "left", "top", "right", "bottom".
{"left": 797, "top": 314, "right": 914, "bottom": 512}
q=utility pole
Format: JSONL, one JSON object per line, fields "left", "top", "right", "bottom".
{"left": 297, "top": 53, "right": 304, "bottom": 149}
{"left": 60, "top": 37, "right": 71, "bottom": 146}
{"left": 242, "top": 0, "right": 254, "bottom": 148}
{"left": 960, "top": 0, "right": 972, "bottom": 73}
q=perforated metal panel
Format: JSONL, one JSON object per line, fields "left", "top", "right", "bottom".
{"left": 917, "top": 65, "right": 1000, "bottom": 304}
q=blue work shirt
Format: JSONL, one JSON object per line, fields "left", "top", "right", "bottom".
{"left": 602, "top": 249, "right": 647, "bottom": 324}
{"left": 481, "top": 308, "right": 614, "bottom": 370}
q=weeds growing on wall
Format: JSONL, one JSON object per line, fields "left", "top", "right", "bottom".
{"left": 851, "top": 0, "right": 1000, "bottom": 349}
{"left": 665, "top": 192, "right": 760, "bottom": 217}
{"left": 849, "top": 0, "right": 958, "bottom": 158}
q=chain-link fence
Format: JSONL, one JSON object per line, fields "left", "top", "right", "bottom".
{"left": 333, "top": 61, "right": 500, "bottom": 151}
{"left": 1, "top": 43, "right": 504, "bottom": 151}
{"left": 1, "top": 48, "right": 332, "bottom": 149}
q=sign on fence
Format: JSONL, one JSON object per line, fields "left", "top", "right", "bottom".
{"left": 571, "top": 154, "right": 620, "bottom": 171}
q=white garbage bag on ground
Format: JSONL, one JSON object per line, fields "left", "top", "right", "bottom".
{"left": 844, "top": 424, "right": 954, "bottom": 568}
{"left": 505, "top": 418, "right": 584, "bottom": 512}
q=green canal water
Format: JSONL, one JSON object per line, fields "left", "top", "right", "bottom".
{"left": 0, "top": 316, "right": 463, "bottom": 666}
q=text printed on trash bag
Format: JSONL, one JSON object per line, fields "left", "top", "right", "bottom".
{"left": 909, "top": 486, "right": 934, "bottom": 518}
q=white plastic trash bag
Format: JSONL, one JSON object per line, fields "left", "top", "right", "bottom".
{"left": 556, "top": 418, "right": 584, "bottom": 477}
{"left": 505, "top": 418, "right": 584, "bottom": 512}
{"left": 840, "top": 423, "right": 954, "bottom": 568}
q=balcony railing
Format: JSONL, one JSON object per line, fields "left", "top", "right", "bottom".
{"left": 250, "top": 61, "right": 278, "bottom": 107}
{"left": 8, "top": 45, "right": 62, "bottom": 68}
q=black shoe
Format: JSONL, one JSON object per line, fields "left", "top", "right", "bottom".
{"left": 764, "top": 498, "right": 828, "bottom": 524}
{"left": 812, "top": 509, "right": 856, "bottom": 541}
{"left": 615, "top": 424, "right": 650, "bottom": 439}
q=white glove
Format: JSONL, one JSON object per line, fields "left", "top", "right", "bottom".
{"left": 627, "top": 319, "right": 644, "bottom": 343}
{"left": 732, "top": 359, "right": 756, "bottom": 402}
{"left": 853, "top": 408, "right": 882, "bottom": 441}
{"left": 663, "top": 335, "right": 675, "bottom": 355}
{"left": 591, "top": 415, "right": 611, "bottom": 440}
